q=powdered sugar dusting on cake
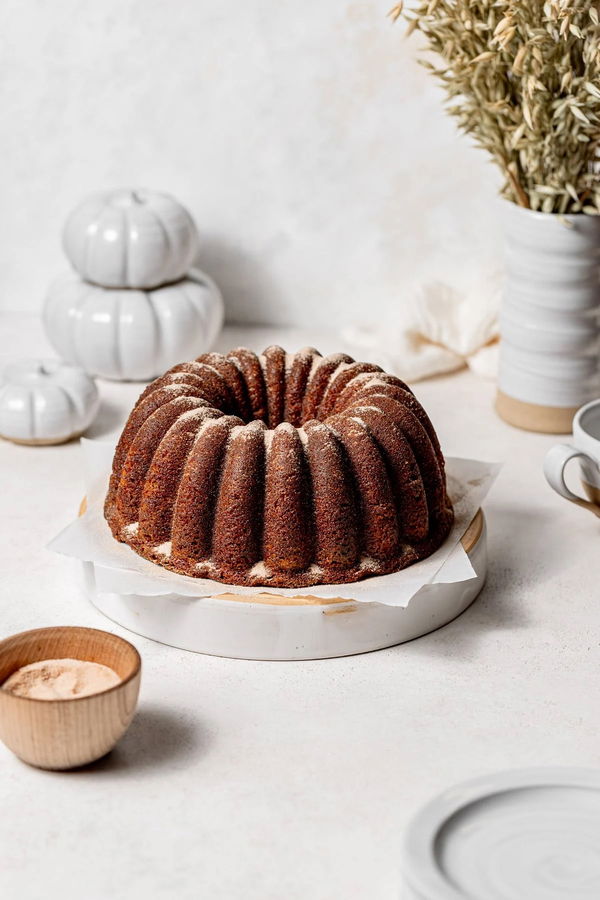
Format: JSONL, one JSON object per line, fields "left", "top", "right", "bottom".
{"left": 187, "top": 361, "right": 209, "bottom": 374}
{"left": 250, "top": 560, "right": 272, "bottom": 579}
{"left": 202, "top": 415, "right": 227, "bottom": 431}
{"left": 307, "top": 353, "right": 331, "bottom": 381}
{"left": 227, "top": 353, "right": 244, "bottom": 375}
{"left": 308, "top": 352, "right": 323, "bottom": 378}
{"left": 356, "top": 375, "right": 387, "bottom": 389}
{"left": 202, "top": 363, "right": 225, "bottom": 382}
{"left": 352, "top": 405, "right": 382, "bottom": 415}
{"left": 264, "top": 422, "right": 299, "bottom": 452}
{"left": 295, "top": 347, "right": 319, "bottom": 376}
{"left": 359, "top": 556, "right": 383, "bottom": 573}
{"left": 325, "top": 361, "right": 351, "bottom": 390}
{"left": 178, "top": 407, "right": 215, "bottom": 425}
{"left": 162, "top": 383, "right": 194, "bottom": 394}
{"left": 195, "top": 559, "right": 218, "bottom": 576}
{"left": 155, "top": 540, "right": 172, "bottom": 557}
{"left": 276, "top": 421, "right": 295, "bottom": 434}
{"left": 351, "top": 372, "right": 377, "bottom": 384}
{"left": 226, "top": 419, "right": 266, "bottom": 446}
{"left": 306, "top": 421, "right": 329, "bottom": 433}
{"left": 189, "top": 414, "right": 226, "bottom": 446}
{"left": 343, "top": 370, "right": 374, "bottom": 393}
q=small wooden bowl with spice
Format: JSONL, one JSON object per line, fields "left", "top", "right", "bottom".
{"left": 0, "top": 626, "right": 141, "bottom": 770}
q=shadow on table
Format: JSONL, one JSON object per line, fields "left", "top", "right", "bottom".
{"left": 394, "top": 503, "right": 563, "bottom": 660}
{"left": 194, "top": 234, "right": 280, "bottom": 329}
{"left": 68, "top": 705, "right": 208, "bottom": 776}
{"left": 85, "top": 399, "right": 128, "bottom": 441}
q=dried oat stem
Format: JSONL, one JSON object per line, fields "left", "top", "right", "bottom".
{"left": 394, "top": 0, "right": 600, "bottom": 214}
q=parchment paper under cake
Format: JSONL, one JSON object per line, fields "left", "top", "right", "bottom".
{"left": 49, "top": 440, "right": 499, "bottom": 608}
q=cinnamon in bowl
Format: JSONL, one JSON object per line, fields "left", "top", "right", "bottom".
{"left": 0, "top": 626, "right": 141, "bottom": 770}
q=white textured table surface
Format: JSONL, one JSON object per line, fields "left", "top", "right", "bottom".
{"left": 1, "top": 315, "right": 599, "bottom": 900}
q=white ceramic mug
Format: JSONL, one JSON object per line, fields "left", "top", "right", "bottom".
{"left": 544, "top": 399, "right": 600, "bottom": 515}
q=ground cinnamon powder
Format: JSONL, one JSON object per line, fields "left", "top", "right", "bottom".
{"left": 2, "top": 658, "right": 120, "bottom": 700}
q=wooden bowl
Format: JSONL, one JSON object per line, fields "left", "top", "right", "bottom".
{"left": 0, "top": 626, "right": 141, "bottom": 770}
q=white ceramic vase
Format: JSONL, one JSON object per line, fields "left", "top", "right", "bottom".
{"left": 496, "top": 201, "right": 600, "bottom": 434}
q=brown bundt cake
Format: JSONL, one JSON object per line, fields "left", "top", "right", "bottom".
{"left": 104, "top": 347, "right": 454, "bottom": 588}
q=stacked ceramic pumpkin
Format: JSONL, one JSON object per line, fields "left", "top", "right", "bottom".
{"left": 43, "top": 189, "right": 224, "bottom": 381}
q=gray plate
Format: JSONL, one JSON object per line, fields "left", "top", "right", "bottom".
{"left": 403, "top": 768, "right": 600, "bottom": 899}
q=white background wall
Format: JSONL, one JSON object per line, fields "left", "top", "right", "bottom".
{"left": 0, "top": 0, "right": 501, "bottom": 328}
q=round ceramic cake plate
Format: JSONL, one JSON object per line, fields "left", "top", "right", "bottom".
{"left": 402, "top": 767, "right": 600, "bottom": 899}
{"left": 79, "top": 508, "right": 486, "bottom": 661}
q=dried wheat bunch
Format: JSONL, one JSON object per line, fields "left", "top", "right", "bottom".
{"left": 390, "top": 0, "right": 600, "bottom": 213}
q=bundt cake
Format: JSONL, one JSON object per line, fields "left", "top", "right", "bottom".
{"left": 104, "top": 347, "right": 454, "bottom": 588}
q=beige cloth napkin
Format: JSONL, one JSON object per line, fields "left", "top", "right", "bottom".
{"left": 343, "top": 267, "right": 501, "bottom": 382}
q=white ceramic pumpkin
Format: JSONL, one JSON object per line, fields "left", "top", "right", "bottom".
{"left": 0, "top": 360, "right": 100, "bottom": 445}
{"left": 62, "top": 189, "right": 200, "bottom": 289}
{"left": 43, "top": 268, "right": 224, "bottom": 381}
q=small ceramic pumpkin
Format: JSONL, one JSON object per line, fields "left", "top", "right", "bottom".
{"left": 62, "top": 189, "right": 200, "bottom": 289}
{"left": 43, "top": 268, "right": 224, "bottom": 381}
{"left": 0, "top": 360, "right": 100, "bottom": 445}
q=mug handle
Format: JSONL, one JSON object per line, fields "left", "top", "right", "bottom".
{"left": 544, "top": 443, "right": 600, "bottom": 517}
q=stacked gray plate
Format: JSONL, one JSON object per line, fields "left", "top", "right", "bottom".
{"left": 403, "top": 768, "right": 600, "bottom": 898}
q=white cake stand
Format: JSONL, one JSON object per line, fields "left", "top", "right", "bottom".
{"left": 81, "top": 510, "right": 487, "bottom": 661}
